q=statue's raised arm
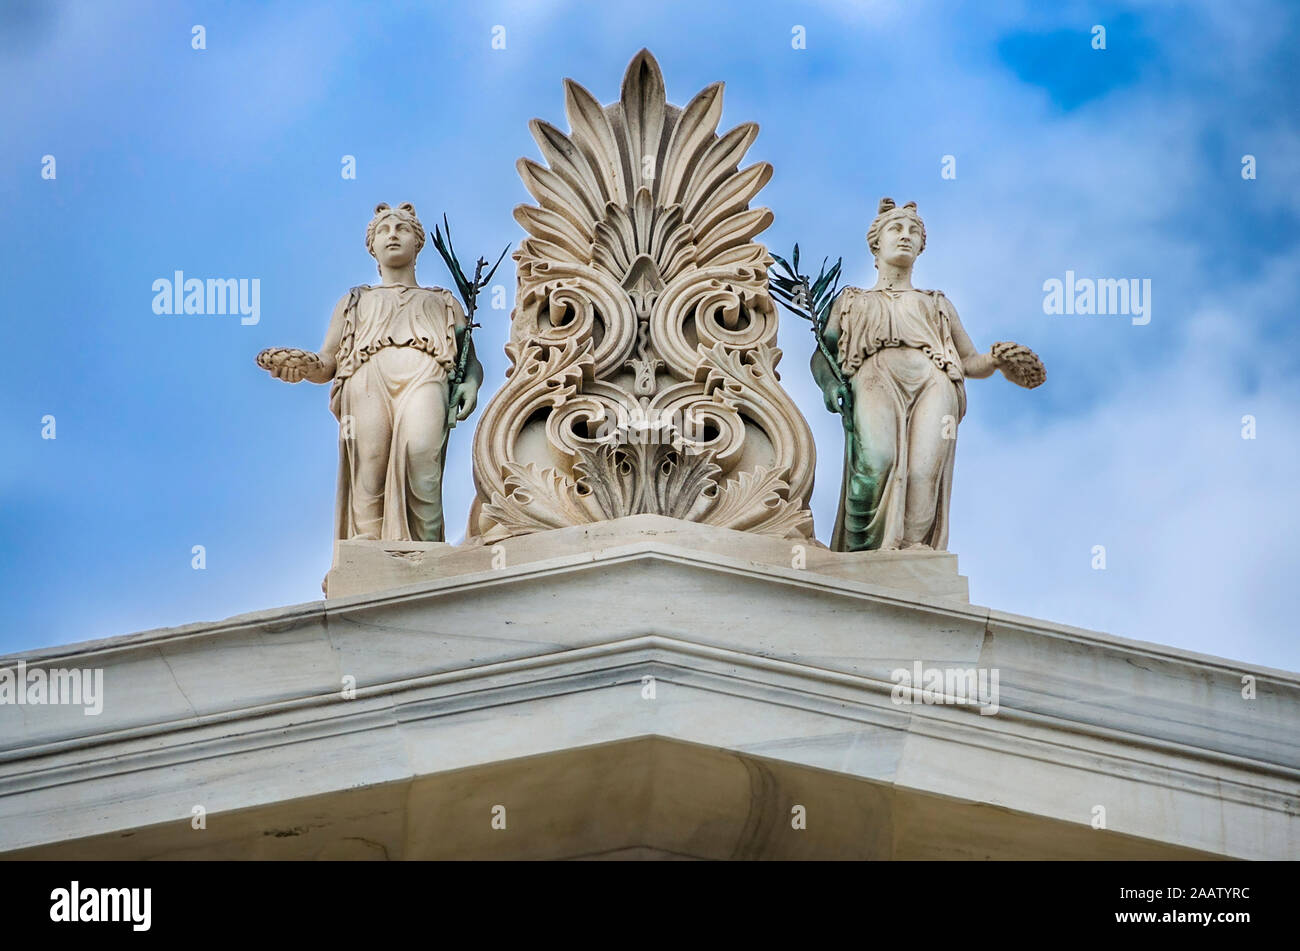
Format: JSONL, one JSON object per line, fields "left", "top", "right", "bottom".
{"left": 256, "top": 293, "right": 348, "bottom": 385}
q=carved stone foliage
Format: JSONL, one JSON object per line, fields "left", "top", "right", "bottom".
{"left": 468, "top": 50, "right": 816, "bottom": 543}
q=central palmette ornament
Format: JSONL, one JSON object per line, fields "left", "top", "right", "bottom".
{"left": 467, "top": 50, "right": 817, "bottom": 543}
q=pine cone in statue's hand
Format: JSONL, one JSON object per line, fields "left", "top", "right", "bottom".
{"left": 256, "top": 347, "right": 324, "bottom": 383}
{"left": 990, "top": 341, "right": 1046, "bottom": 389}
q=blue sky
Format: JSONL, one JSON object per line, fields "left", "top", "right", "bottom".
{"left": 3, "top": 0, "right": 1298, "bottom": 672}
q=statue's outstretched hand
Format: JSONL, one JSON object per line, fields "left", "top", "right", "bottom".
{"left": 990, "top": 341, "right": 1046, "bottom": 389}
{"left": 257, "top": 347, "right": 327, "bottom": 384}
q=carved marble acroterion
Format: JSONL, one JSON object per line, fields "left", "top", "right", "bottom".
{"left": 466, "top": 50, "right": 817, "bottom": 543}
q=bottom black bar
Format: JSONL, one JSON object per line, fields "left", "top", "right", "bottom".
{"left": 2, "top": 860, "right": 1285, "bottom": 938}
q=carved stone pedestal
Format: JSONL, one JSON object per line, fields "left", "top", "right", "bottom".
{"left": 326, "top": 515, "right": 970, "bottom": 602}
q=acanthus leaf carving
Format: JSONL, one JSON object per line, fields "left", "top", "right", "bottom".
{"left": 480, "top": 462, "right": 599, "bottom": 543}
{"left": 704, "top": 465, "right": 813, "bottom": 539}
{"left": 573, "top": 443, "right": 721, "bottom": 522}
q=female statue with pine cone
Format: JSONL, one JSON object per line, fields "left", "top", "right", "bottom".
{"left": 812, "top": 198, "right": 1045, "bottom": 552}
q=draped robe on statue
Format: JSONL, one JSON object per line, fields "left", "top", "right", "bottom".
{"left": 328, "top": 285, "right": 463, "bottom": 542}
{"left": 829, "top": 287, "right": 967, "bottom": 551}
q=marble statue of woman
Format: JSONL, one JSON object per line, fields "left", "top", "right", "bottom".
{"left": 812, "top": 198, "right": 1044, "bottom": 552}
{"left": 258, "top": 202, "right": 483, "bottom": 542}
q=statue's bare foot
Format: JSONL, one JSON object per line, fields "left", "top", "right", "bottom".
{"left": 901, "top": 541, "right": 933, "bottom": 551}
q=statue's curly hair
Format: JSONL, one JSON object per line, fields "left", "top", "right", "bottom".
{"left": 365, "top": 202, "right": 426, "bottom": 269}
{"left": 866, "top": 197, "right": 926, "bottom": 260}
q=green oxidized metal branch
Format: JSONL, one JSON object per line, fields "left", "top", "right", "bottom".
{"left": 769, "top": 246, "right": 850, "bottom": 427}
{"left": 772, "top": 245, "right": 879, "bottom": 550}
{"left": 431, "top": 214, "right": 510, "bottom": 427}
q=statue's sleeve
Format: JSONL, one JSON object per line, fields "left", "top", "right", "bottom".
{"left": 828, "top": 287, "right": 859, "bottom": 372}
{"left": 444, "top": 289, "right": 468, "bottom": 329}
{"left": 937, "top": 292, "right": 977, "bottom": 360}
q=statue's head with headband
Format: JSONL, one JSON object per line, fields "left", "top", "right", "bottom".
{"left": 365, "top": 202, "right": 426, "bottom": 274}
{"left": 866, "top": 198, "right": 926, "bottom": 267}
